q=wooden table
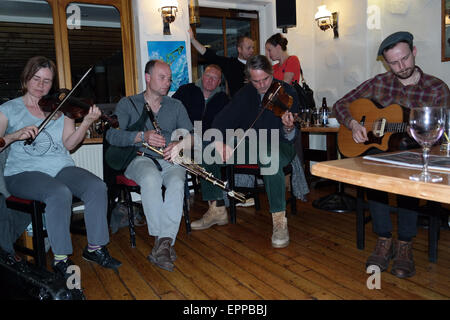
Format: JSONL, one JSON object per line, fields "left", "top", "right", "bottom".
{"left": 301, "top": 125, "right": 339, "bottom": 177}
{"left": 311, "top": 149, "right": 450, "bottom": 204}
{"left": 311, "top": 148, "right": 449, "bottom": 262}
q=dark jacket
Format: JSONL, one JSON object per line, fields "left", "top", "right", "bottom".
{"left": 212, "top": 79, "right": 300, "bottom": 144}
{"left": 173, "top": 83, "right": 230, "bottom": 133}
{"left": 203, "top": 48, "right": 246, "bottom": 97}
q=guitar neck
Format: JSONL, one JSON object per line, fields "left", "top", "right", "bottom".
{"left": 385, "top": 121, "right": 408, "bottom": 133}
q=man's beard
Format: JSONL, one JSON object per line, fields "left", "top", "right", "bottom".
{"left": 394, "top": 67, "right": 415, "bottom": 80}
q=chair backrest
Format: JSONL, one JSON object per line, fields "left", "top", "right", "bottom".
{"left": 102, "top": 118, "right": 125, "bottom": 188}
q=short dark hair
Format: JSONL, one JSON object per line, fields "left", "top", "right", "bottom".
{"left": 244, "top": 55, "right": 273, "bottom": 79}
{"left": 265, "top": 33, "right": 288, "bottom": 51}
{"left": 21, "top": 56, "right": 57, "bottom": 94}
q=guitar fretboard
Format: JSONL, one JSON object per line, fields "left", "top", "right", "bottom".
{"left": 386, "top": 122, "right": 407, "bottom": 133}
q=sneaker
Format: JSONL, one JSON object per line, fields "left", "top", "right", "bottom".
{"left": 236, "top": 198, "right": 255, "bottom": 207}
{"left": 53, "top": 259, "right": 75, "bottom": 279}
{"left": 82, "top": 246, "right": 122, "bottom": 269}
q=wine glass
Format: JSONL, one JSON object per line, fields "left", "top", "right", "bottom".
{"left": 409, "top": 106, "right": 445, "bottom": 182}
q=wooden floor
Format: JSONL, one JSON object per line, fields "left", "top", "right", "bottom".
{"left": 65, "top": 184, "right": 450, "bottom": 300}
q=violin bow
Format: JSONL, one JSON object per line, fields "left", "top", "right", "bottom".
{"left": 24, "top": 66, "right": 93, "bottom": 145}
{"left": 228, "top": 83, "right": 283, "bottom": 159}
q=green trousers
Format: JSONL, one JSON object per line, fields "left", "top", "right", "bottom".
{"left": 200, "top": 141, "right": 295, "bottom": 213}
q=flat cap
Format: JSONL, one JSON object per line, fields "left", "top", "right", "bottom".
{"left": 377, "top": 31, "right": 413, "bottom": 57}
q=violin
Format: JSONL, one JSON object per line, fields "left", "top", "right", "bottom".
{"left": 38, "top": 89, "right": 119, "bottom": 128}
{"left": 261, "top": 81, "right": 293, "bottom": 117}
{"left": 230, "top": 81, "right": 295, "bottom": 157}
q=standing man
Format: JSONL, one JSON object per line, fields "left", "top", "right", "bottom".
{"left": 192, "top": 55, "right": 301, "bottom": 248}
{"left": 106, "top": 60, "right": 193, "bottom": 272}
{"left": 333, "top": 31, "right": 450, "bottom": 278}
{"left": 188, "top": 27, "right": 254, "bottom": 97}
{"left": 173, "top": 64, "right": 229, "bottom": 134}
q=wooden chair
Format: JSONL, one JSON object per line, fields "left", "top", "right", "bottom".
{"left": 7, "top": 196, "right": 48, "bottom": 268}
{"left": 6, "top": 195, "right": 85, "bottom": 268}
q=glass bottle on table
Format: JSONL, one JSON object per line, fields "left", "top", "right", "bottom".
{"left": 320, "top": 97, "right": 329, "bottom": 127}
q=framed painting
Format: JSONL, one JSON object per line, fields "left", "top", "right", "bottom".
{"left": 147, "top": 41, "right": 189, "bottom": 92}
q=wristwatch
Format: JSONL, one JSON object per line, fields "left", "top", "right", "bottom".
{"left": 141, "top": 131, "right": 145, "bottom": 142}
{"left": 284, "top": 126, "right": 294, "bottom": 133}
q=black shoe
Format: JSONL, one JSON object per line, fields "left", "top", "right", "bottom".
{"left": 82, "top": 246, "right": 122, "bottom": 269}
{"left": 53, "top": 259, "right": 75, "bottom": 279}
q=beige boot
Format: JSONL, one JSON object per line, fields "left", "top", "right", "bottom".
{"left": 271, "top": 211, "right": 289, "bottom": 248}
{"left": 190, "top": 201, "right": 228, "bottom": 230}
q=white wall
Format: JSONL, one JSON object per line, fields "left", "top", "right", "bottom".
{"left": 132, "top": 0, "right": 449, "bottom": 102}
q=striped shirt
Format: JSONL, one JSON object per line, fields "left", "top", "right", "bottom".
{"left": 333, "top": 67, "right": 450, "bottom": 128}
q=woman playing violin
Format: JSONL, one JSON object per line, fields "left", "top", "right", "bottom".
{"left": 0, "top": 56, "right": 121, "bottom": 278}
{"left": 192, "top": 55, "right": 303, "bottom": 249}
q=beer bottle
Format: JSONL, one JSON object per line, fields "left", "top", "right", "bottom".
{"left": 320, "top": 97, "right": 329, "bottom": 126}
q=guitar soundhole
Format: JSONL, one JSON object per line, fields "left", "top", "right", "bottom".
{"left": 371, "top": 118, "right": 386, "bottom": 138}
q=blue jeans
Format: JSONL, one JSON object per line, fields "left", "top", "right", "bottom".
{"left": 125, "top": 156, "right": 186, "bottom": 245}
{"left": 5, "top": 166, "right": 109, "bottom": 255}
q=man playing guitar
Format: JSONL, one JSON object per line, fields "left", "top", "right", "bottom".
{"left": 333, "top": 31, "right": 450, "bottom": 279}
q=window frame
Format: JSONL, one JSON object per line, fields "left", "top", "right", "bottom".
{"left": 46, "top": 0, "right": 137, "bottom": 95}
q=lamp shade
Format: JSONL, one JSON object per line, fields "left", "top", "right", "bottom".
{"left": 315, "top": 5, "right": 332, "bottom": 20}
{"left": 161, "top": 0, "right": 178, "bottom": 7}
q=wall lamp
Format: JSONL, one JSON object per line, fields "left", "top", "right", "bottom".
{"left": 315, "top": 5, "right": 339, "bottom": 38}
{"left": 160, "top": 0, "right": 178, "bottom": 35}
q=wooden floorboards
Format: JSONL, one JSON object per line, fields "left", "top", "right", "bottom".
{"left": 66, "top": 185, "right": 450, "bottom": 300}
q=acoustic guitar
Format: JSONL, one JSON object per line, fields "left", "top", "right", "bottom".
{"left": 337, "top": 98, "right": 409, "bottom": 158}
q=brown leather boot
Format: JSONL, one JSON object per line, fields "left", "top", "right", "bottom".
{"left": 148, "top": 237, "right": 174, "bottom": 272}
{"left": 154, "top": 237, "right": 177, "bottom": 262}
{"left": 365, "top": 237, "right": 393, "bottom": 272}
{"left": 391, "top": 240, "right": 416, "bottom": 278}
{"left": 190, "top": 201, "right": 228, "bottom": 230}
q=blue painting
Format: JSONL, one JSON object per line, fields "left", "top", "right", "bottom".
{"left": 147, "top": 41, "right": 189, "bottom": 92}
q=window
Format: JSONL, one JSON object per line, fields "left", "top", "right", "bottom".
{"left": 0, "top": 0, "right": 137, "bottom": 103}
{"left": 191, "top": 7, "right": 259, "bottom": 82}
